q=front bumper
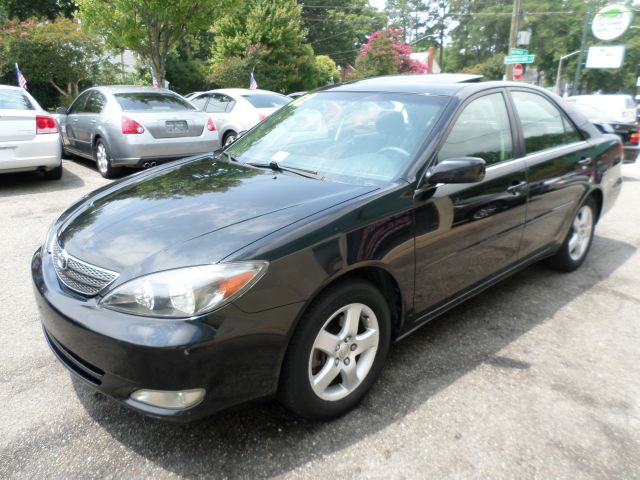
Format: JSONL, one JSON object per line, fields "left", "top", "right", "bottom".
{"left": 31, "top": 247, "right": 302, "bottom": 421}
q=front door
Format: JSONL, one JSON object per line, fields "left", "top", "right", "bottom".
{"left": 63, "top": 91, "right": 91, "bottom": 152}
{"left": 413, "top": 90, "right": 528, "bottom": 317}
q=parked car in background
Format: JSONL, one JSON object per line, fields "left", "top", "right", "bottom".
{"left": 287, "top": 91, "right": 307, "bottom": 99}
{"left": 186, "top": 88, "right": 291, "bottom": 146}
{"left": 567, "top": 100, "right": 639, "bottom": 163}
{"left": 33, "top": 77, "right": 622, "bottom": 422}
{"left": 0, "top": 85, "right": 62, "bottom": 179}
{"left": 57, "top": 86, "right": 220, "bottom": 178}
{"left": 566, "top": 94, "right": 637, "bottom": 124}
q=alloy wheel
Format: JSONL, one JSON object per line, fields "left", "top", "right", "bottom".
{"left": 308, "top": 302, "right": 379, "bottom": 401}
{"left": 96, "top": 142, "right": 108, "bottom": 174}
{"left": 568, "top": 205, "right": 593, "bottom": 261}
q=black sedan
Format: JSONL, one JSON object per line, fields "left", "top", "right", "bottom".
{"left": 32, "top": 76, "right": 623, "bottom": 421}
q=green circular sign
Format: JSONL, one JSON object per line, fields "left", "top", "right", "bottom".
{"left": 592, "top": 4, "right": 633, "bottom": 41}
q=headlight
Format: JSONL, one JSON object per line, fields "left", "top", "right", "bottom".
{"left": 100, "top": 262, "right": 267, "bottom": 318}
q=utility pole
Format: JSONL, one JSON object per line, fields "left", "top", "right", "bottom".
{"left": 572, "top": 8, "right": 591, "bottom": 95}
{"left": 505, "top": 0, "right": 521, "bottom": 80}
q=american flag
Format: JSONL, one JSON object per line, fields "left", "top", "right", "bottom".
{"left": 150, "top": 67, "right": 159, "bottom": 88}
{"left": 249, "top": 72, "right": 258, "bottom": 90}
{"left": 15, "top": 63, "right": 27, "bottom": 90}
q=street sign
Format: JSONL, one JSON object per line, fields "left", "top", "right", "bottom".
{"left": 510, "top": 48, "right": 528, "bottom": 55}
{"left": 504, "top": 54, "right": 535, "bottom": 64}
{"left": 513, "top": 64, "right": 524, "bottom": 80}
{"left": 586, "top": 45, "right": 626, "bottom": 69}
{"left": 592, "top": 4, "right": 633, "bottom": 41}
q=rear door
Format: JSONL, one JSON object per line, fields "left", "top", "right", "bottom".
{"left": 74, "top": 91, "right": 106, "bottom": 155}
{"left": 0, "top": 89, "right": 36, "bottom": 144}
{"left": 507, "top": 89, "right": 592, "bottom": 258}
{"left": 413, "top": 90, "right": 528, "bottom": 315}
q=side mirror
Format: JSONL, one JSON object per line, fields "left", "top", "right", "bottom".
{"left": 55, "top": 107, "right": 68, "bottom": 115}
{"left": 425, "top": 157, "right": 486, "bottom": 184}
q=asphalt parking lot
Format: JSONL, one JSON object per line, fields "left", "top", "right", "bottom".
{"left": 1, "top": 158, "right": 639, "bottom": 479}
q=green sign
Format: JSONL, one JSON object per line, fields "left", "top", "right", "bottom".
{"left": 510, "top": 48, "right": 528, "bottom": 55}
{"left": 504, "top": 54, "right": 535, "bottom": 64}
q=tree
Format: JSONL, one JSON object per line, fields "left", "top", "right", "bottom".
{"left": 314, "top": 55, "right": 340, "bottom": 87}
{"left": 76, "top": 0, "right": 220, "bottom": 86}
{"left": 0, "top": 18, "right": 107, "bottom": 106}
{"left": 354, "top": 27, "right": 427, "bottom": 79}
{"left": 0, "top": 0, "right": 75, "bottom": 21}
{"left": 211, "top": 0, "right": 317, "bottom": 93}
{"left": 385, "top": 0, "right": 426, "bottom": 43}
{"left": 301, "top": 0, "right": 386, "bottom": 67}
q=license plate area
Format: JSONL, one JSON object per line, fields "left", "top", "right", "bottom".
{"left": 165, "top": 120, "right": 188, "bottom": 133}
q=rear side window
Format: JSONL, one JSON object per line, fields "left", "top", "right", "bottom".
{"left": 205, "top": 94, "right": 234, "bottom": 113}
{"left": 511, "top": 91, "right": 581, "bottom": 154}
{"left": 189, "top": 95, "right": 208, "bottom": 110}
{"left": 241, "top": 94, "right": 290, "bottom": 108}
{"left": 85, "top": 91, "right": 107, "bottom": 114}
{"left": 0, "top": 90, "right": 34, "bottom": 110}
{"left": 114, "top": 93, "right": 195, "bottom": 111}
{"left": 438, "top": 92, "right": 513, "bottom": 166}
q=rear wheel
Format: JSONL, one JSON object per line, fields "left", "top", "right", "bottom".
{"left": 43, "top": 163, "right": 63, "bottom": 180}
{"left": 223, "top": 131, "right": 237, "bottom": 146}
{"left": 278, "top": 279, "right": 391, "bottom": 420}
{"left": 94, "top": 139, "right": 121, "bottom": 179}
{"left": 546, "top": 197, "right": 596, "bottom": 272}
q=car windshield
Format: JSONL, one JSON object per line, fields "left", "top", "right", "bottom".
{"left": 227, "top": 91, "right": 447, "bottom": 185}
{"left": 241, "top": 93, "right": 291, "bottom": 108}
{"left": 114, "top": 93, "right": 195, "bottom": 111}
{"left": 0, "top": 90, "right": 34, "bottom": 110}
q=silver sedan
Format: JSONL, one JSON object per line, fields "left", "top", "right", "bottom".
{"left": 57, "top": 86, "right": 220, "bottom": 178}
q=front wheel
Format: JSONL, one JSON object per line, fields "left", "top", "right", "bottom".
{"left": 546, "top": 197, "right": 596, "bottom": 272}
{"left": 278, "top": 279, "right": 391, "bottom": 420}
{"left": 94, "top": 139, "right": 121, "bottom": 179}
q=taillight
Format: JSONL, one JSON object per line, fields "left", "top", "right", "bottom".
{"left": 206, "top": 117, "right": 216, "bottom": 131}
{"left": 630, "top": 131, "right": 640, "bottom": 144}
{"left": 36, "top": 115, "right": 58, "bottom": 134}
{"left": 258, "top": 113, "right": 267, "bottom": 122}
{"left": 121, "top": 116, "right": 144, "bottom": 134}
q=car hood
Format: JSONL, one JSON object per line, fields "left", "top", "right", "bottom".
{"left": 57, "top": 155, "right": 375, "bottom": 274}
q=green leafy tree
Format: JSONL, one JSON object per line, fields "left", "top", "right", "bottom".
{"left": 211, "top": 0, "right": 317, "bottom": 93}
{"left": 301, "top": 0, "right": 386, "bottom": 67}
{"left": 0, "top": 0, "right": 75, "bottom": 21}
{"left": 0, "top": 18, "right": 107, "bottom": 106}
{"left": 76, "top": 0, "right": 220, "bottom": 86}
{"left": 313, "top": 55, "right": 340, "bottom": 87}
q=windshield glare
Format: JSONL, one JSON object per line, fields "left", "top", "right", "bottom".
{"left": 227, "top": 91, "right": 447, "bottom": 185}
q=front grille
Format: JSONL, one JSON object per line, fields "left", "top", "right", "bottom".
{"left": 52, "top": 241, "right": 118, "bottom": 296}
{"left": 44, "top": 328, "right": 104, "bottom": 386}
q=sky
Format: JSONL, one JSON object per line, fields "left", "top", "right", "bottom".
{"left": 370, "top": 0, "right": 386, "bottom": 11}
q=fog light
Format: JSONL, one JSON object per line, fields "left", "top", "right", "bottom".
{"left": 130, "top": 388, "right": 205, "bottom": 409}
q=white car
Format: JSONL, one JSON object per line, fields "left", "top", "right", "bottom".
{"left": 186, "top": 88, "right": 291, "bottom": 146}
{"left": 0, "top": 85, "right": 62, "bottom": 179}
{"left": 566, "top": 94, "right": 637, "bottom": 124}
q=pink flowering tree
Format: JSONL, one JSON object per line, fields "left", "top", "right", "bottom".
{"left": 354, "top": 27, "right": 427, "bottom": 78}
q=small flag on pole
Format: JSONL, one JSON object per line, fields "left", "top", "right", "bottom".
{"left": 15, "top": 63, "right": 27, "bottom": 90}
{"left": 150, "top": 67, "right": 159, "bottom": 88}
{"left": 249, "top": 72, "right": 258, "bottom": 90}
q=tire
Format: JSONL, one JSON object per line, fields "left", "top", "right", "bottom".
{"left": 545, "top": 196, "right": 596, "bottom": 272}
{"left": 94, "top": 138, "right": 121, "bottom": 179}
{"left": 43, "top": 163, "right": 63, "bottom": 180}
{"left": 223, "top": 131, "right": 237, "bottom": 146}
{"left": 278, "top": 278, "right": 391, "bottom": 420}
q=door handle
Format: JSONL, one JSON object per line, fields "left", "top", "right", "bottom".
{"left": 507, "top": 181, "right": 527, "bottom": 194}
{"left": 578, "top": 157, "right": 592, "bottom": 166}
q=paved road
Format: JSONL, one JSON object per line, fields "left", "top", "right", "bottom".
{"left": 1, "top": 159, "right": 639, "bottom": 479}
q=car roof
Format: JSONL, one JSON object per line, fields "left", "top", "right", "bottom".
{"left": 92, "top": 85, "right": 179, "bottom": 94}
{"left": 0, "top": 84, "right": 27, "bottom": 91}
{"left": 198, "top": 88, "right": 288, "bottom": 97}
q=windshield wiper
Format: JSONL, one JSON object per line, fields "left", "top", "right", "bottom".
{"left": 247, "top": 161, "right": 324, "bottom": 180}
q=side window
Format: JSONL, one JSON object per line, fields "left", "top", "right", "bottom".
{"left": 511, "top": 91, "right": 581, "bottom": 154}
{"left": 205, "top": 94, "right": 228, "bottom": 113}
{"left": 439, "top": 92, "right": 513, "bottom": 166}
{"left": 190, "top": 94, "right": 209, "bottom": 110}
{"left": 68, "top": 91, "right": 90, "bottom": 114}
{"left": 84, "top": 92, "right": 106, "bottom": 114}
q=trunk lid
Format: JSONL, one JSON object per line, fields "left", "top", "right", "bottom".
{"left": 0, "top": 109, "right": 36, "bottom": 142}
